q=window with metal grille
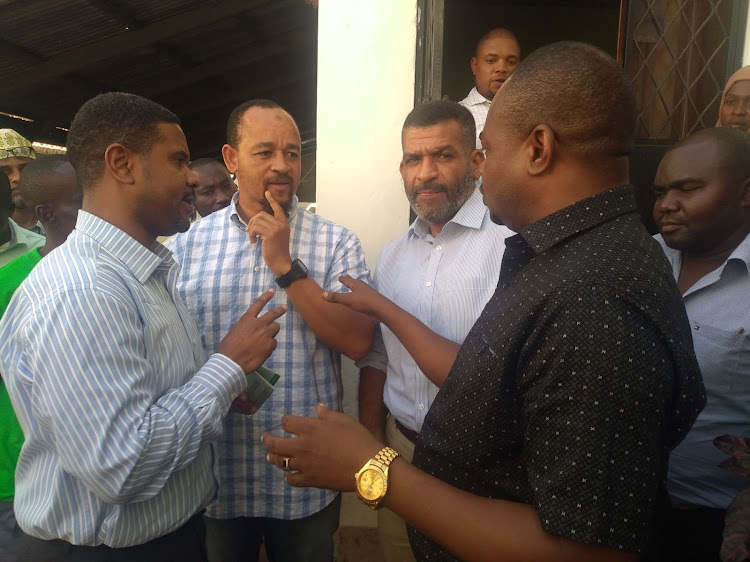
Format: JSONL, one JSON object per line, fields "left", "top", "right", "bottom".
{"left": 624, "top": 0, "right": 747, "bottom": 140}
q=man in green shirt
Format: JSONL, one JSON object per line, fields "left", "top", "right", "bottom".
{"left": 0, "top": 154, "right": 81, "bottom": 560}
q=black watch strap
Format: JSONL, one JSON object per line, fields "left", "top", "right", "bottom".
{"left": 275, "top": 258, "right": 308, "bottom": 288}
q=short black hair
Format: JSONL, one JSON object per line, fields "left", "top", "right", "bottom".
{"left": 189, "top": 157, "right": 226, "bottom": 170}
{"left": 673, "top": 127, "right": 750, "bottom": 182}
{"left": 17, "top": 154, "right": 76, "bottom": 209}
{"left": 498, "top": 42, "right": 636, "bottom": 157}
{"left": 476, "top": 28, "right": 519, "bottom": 57}
{"left": 226, "top": 99, "right": 283, "bottom": 147}
{"left": 66, "top": 92, "right": 180, "bottom": 190}
{"left": 402, "top": 100, "right": 476, "bottom": 154}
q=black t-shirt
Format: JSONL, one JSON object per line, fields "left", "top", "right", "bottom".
{"left": 409, "top": 185, "right": 706, "bottom": 560}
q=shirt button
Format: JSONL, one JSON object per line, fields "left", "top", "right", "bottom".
{"left": 418, "top": 403, "right": 425, "bottom": 410}
{"left": 254, "top": 267, "right": 260, "bottom": 272}
{"left": 435, "top": 245, "right": 442, "bottom": 251}
{"left": 425, "top": 281, "right": 432, "bottom": 287}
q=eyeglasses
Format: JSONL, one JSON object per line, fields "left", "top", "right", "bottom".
{"left": 0, "top": 146, "right": 35, "bottom": 159}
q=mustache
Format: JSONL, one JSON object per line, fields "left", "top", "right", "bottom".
{"left": 264, "top": 173, "right": 293, "bottom": 186}
{"left": 413, "top": 182, "right": 448, "bottom": 195}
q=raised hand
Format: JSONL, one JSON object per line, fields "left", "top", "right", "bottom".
{"left": 321, "top": 275, "right": 392, "bottom": 323}
{"left": 217, "top": 288, "right": 287, "bottom": 374}
{"left": 246, "top": 191, "right": 292, "bottom": 277}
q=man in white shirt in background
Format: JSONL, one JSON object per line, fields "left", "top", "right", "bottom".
{"left": 458, "top": 28, "right": 520, "bottom": 149}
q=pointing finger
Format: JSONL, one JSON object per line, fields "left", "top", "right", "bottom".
{"left": 260, "top": 306, "right": 287, "bottom": 325}
{"left": 265, "top": 191, "right": 285, "bottom": 218}
{"left": 338, "top": 275, "right": 356, "bottom": 290}
{"left": 247, "top": 289, "right": 276, "bottom": 317}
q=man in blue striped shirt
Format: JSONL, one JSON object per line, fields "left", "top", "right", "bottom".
{"left": 168, "top": 99, "right": 375, "bottom": 562}
{"left": 0, "top": 92, "right": 286, "bottom": 562}
{"left": 354, "top": 100, "right": 511, "bottom": 561}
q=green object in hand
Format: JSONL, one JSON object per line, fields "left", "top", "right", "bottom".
{"left": 245, "top": 365, "right": 280, "bottom": 408}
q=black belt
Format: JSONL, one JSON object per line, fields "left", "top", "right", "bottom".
{"left": 395, "top": 419, "right": 419, "bottom": 444}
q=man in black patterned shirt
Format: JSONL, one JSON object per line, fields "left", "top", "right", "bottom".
{"left": 262, "top": 42, "right": 705, "bottom": 562}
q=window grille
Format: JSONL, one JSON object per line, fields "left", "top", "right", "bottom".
{"left": 624, "top": 0, "right": 746, "bottom": 139}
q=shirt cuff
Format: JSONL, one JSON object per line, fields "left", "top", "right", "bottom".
{"left": 190, "top": 353, "right": 246, "bottom": 412}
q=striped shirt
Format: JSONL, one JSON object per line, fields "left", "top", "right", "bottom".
{"left": 0, "top": 211, "right": 245, "bottom": 547}
{"left": 358, "top": 188, "right": 511, "bottom": 432}
{"left": 458, "top": 87, "right": 492, "bottom": 149}
{"left": 168, "top": 195, "right": 370, "bottom": 520}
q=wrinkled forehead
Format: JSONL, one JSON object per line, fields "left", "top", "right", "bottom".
{"left": 402, "top": 120, "right": 465, "bottom": 151}
{"left": 0, "top": 155, "right": 34, "bottom": 168}
{"left": 239, "top": 107, "right": 301, "bottom": 146}
{"left": 477, "top": 36, "right": 520, "bottom": 58}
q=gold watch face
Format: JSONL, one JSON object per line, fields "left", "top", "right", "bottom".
{"left": 357, "top": 468, "right": 385, "bottom": 501}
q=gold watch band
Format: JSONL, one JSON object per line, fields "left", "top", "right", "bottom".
{"left": 369, "top": 446, "right": 399, "bottom": 472}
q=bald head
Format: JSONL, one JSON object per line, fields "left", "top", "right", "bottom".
{"left": 669, "top": 127, "right": 750, "bottom": 181}
{"left": 496, "top": 42, "right": 636, "bottom": 157}
{"left": 17, "top": 155, "right": 78, "bottom": 209}
{"left": 471, "top": 28, "right": 521, "bottom": 100}
{"left": 475, "top": 28, "right": 519, "bottom": 57}
{"left": 16, "top": 154, "right": 82, "bottom": 246}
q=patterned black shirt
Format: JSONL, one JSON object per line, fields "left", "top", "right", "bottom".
{"left": 409, "top": 185, "right": 706, "bottom": 560}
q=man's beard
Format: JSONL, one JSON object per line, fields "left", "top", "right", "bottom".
{"left": 259, "top": 172, "right": 295, "bottom": 216}
{"left": 407, "top": 168, "right": 476, "bottom": 225}
{"left": 11, "top": 192, "right": 27, "bottom": 211}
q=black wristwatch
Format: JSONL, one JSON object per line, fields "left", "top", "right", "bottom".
{"left": 275, "top": 258, "right": 308, "bottom": 288}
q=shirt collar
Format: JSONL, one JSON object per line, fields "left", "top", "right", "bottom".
{"left": 725, "top": 231, "right": 750, "bottom": 270}
{"left": 464, "top": 87, "right": 492, "bottom": 107}
{"left": 661, "top": 230, "right": 750, "bottom": 283}
{"left": 8, "top": 218, "right": 40, "bottom": 248}
{"left": 520, "top": 184, "right": 636, "bottom": 254}
{"left": 76, "top": 210, "right": 169, "bottom": 284}
{"left": 409, "top": 187, "right": 487, "bottom": 239}
{"left": 8, "top": 218, "right": 20, "bottom": 246}
{"left": 228, "top": 191, "right": 300, "bottom": 230}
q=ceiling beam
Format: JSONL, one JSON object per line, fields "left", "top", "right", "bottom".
{"left": 1, "top": 0, "right": 272, "bottom": 93}
{"left": 84, "top": 0, "right": 199, "bottom": 68}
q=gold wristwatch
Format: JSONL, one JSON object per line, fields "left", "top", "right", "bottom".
{"left": 355, "top": 446, "right": 400, "bottom": 509}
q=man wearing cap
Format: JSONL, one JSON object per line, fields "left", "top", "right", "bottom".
{"left": 0, "top": 129, "right": 43, "bottom": 235}
{"left": 0, "top": 168, "right": 44, "bottom": 269}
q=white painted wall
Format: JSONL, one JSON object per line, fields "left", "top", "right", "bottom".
{"left": 744, "top": 7, "right": 750, "bottom": 66}
{"left": 315, "top": 0, "right": 417, "bottom": 266}
{"left": 315, "top": 0, "right": 418, "bottom": 529}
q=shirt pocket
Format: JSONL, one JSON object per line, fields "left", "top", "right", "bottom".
{"left": 691, "top": 323, "right": 748, "bottom": 393}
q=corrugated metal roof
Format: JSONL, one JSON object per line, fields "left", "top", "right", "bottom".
{"left": 0, "top": 0, "right": 318, "bottom": 159}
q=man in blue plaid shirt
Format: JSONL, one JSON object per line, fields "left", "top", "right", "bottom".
{"left": 168, "top": 99, "right": 375, "bottom": 562}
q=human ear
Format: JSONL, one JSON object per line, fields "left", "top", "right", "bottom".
{"left": 526, "top": 125, "right": 554, "bottom": 176}
{"left": 470, "top": 149, "right": 485, "bottom": 180}
{"left": 470, "top": 57, "right": 478, "bottom": 76}
{"left": 740, "top": 176, "right": 750, "bottom": 207}
{"left": 35, "top": 203, "right": 53, "bottom": 224}
{"left": 222, "top": 144, "right": 238, "bottom": 174}
{"left": 104, "top": 144, "right": 136, "bottom": 185}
